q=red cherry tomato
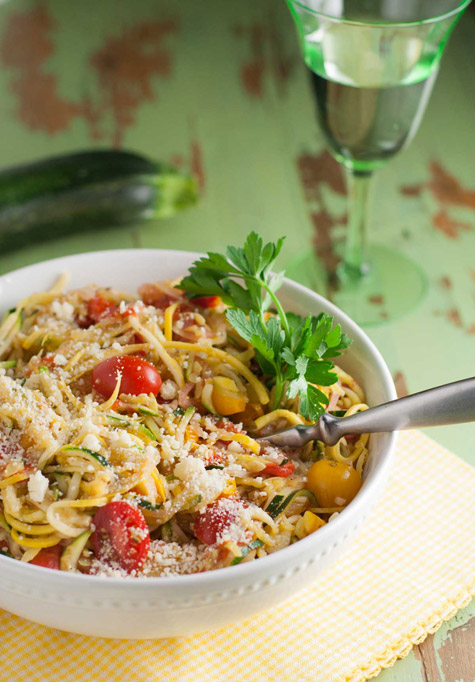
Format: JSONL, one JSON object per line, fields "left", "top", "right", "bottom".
{"left": 92, "top": 355, "right": 162, "bottom": 399}
{"left": 262, "top": 460, "right": 295, "bottom": 477}
{"left": 193, "top": 499, "right": 238, "bottom": 545}
{"left": 193, "top": 296, "right": 221, "bottom": 309}
{"left": 30, "top": 545, "right": 62, "bottom": 570}
{"left": 91, "top": 501, "right": 150, "bottom": 573}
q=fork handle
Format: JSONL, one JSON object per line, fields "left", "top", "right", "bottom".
{"left": 324, "top": 377, "right": 475, "bottom": 444}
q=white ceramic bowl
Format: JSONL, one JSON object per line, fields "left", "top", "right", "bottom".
{"left": 0, "top": 249, "right": 397, "bottom": 639}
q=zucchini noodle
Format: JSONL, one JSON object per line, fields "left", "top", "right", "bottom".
{"left": 0, "top": 276, "right": 368, "bottom": 577}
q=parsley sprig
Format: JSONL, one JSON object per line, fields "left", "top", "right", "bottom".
{"left": 179, "top": 232, "right": 351, "bottom": 421}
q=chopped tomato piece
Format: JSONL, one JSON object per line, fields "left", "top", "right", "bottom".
{"left": 92, "top": 355, "right": 162, "bottom": 399}
{"left": 30, "top": 545, "right": 62, "bottom": 570}
{"left": 77, "top": 295, "right": 117, "bottom": 328}
{"left": 40, "top": 355, "right": 57, "bottom": 369}
{"left": 0, "top": 430, "right": 25, "bottom": 463}
{"left": 262, "top": 460, "right": 295, "bottom": 477}
{"left": 215, "top": 419, "right": 240, "bottom": 433}
{"left": 87, "top": 295, "right": 117, "bottom": 323}
{"left": 138, "top": 283, "right": 180, "bottom": 309}
{"left": 204, "top": 446, "right": 227, "bottom": 466}
{"left": 193, "top": 296, "right": 221, "bottom": 308}
{"left": 91, "top": 501, "right": 150, "bottom": 573}
{"left": 193, "top": 499, "right": 238, "bottom": 545}
{"left": 177, "top": 301, "right": 194, "bottom": 314}
{"left": 344, "top": 433, "right": 359, "bottom": 444}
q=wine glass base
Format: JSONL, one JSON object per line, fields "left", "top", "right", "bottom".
{"left": 285, "top": 244, "right": 427, "bottom": 327}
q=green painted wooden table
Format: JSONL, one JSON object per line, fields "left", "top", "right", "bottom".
{"left": 0, "top": 1, "right": 473, "bottom": 679}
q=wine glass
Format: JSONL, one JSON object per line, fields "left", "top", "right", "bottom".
{"left": 285, "top": 0, "right": 471, "bottom": 325}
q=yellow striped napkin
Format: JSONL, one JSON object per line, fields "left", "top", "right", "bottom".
{"left": 1, "top": 430, "right": 474, "bottom": 682}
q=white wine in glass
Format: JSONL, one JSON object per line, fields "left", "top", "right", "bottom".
{"left": 286, "top": 0, "right": 471, "bottom": 325}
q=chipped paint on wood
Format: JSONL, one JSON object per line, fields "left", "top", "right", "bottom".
{"left": 414, "top": 640, "right": 444, "bottom": 682}
{"left": 401, "top": 160, "right": 475, "bottom": 239}
{"left": 89, "top": 18, "right": 178, "bottom": 147}
{"left": 393, "top": 371, "right": 409, "bottom": 398}
{"left": 0, "top": 6, "right": 178, "bottom": 146}
{"left": 296, "top": 150, "right": 347, "bottom": 295}
{"left": 432, "top": 209, "right": 473, "bottom": 239}
{"left": 437, "top": 616, "right": 475, "bottom": 682}
{"left": 233, "top": 21, "right": 296, "bottom": 98}
{"left": 0, "top": 5, "right": 80, "bottom": 134}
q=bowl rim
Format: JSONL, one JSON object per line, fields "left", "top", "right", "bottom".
{"left": 0, "top": 248, "right": 397, "bottom": 588}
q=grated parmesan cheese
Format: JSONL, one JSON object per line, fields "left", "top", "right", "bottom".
{"left": 27, "top": 470, "right": 49, "bottom": 503}
{"left": 81, "top": 434, "right": 103, "bottom": 452}
{"left": 51, "top": 300, "right": 74, "bottom": 321}
{"left": 160, "top": 380, "right": 178, "bottom": 400}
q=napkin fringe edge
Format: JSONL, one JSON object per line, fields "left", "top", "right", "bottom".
{"left": 338, "top": 578, "right": 475, "bottom": 682}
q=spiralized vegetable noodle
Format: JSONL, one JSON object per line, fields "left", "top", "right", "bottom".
{"left": 0, "top": 277, "right": 369, "bottom": 576}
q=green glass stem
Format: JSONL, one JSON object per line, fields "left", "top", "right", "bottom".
{"left": 341, "top": 169, "right": 374, "bottom": 280}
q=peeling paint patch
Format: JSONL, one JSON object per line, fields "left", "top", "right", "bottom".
{"left": 433, "top": 209, "right": 472, "bottom": 240}
{"left": 0, "top": 5, "right": 80, "bottom": 134}
{"left": 90, "top": 18, "right": 178, "bottom": 147}
{"left": 446, "top": 308, "right": 463, "bottom": 328}
{"left": 233, "top": 21, "right": 296, "bottom": 99}
{"left": 439, "top": 276, "right": 453, "bottom": 290}
{"left": 393, "top": 371, "right": 409, "bottom": 398}
{"left": 400, "top": 184, "right": 423, "bottom": 197}
{"left": 0, "top": 5, "right": 179, "bottom": 146}
{"left": 400, "top": 160, "right": 475, "bottom": 239}
{"left": 438, "top": 617, "right": 475, "bottom": 682}
{"left": 368, "top": 294, "right": 384, "bottom": 305}
{"left": 296, "top": 150, "right": 347, "bottom": 296}
{"left": 298, "top": 149, "right": 346, "bottom": 200}
{"left": 428, "top": 160, "right": 475, "bottom": 210}
{"left": 190, "top": 140, "right": 206, "bottom": 193}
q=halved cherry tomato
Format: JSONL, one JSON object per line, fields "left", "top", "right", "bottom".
{"left": 30, "top": 545, "right": 62, "bottom": 570}
{"left": 306, "top": 460, "right": 362, "bottom": 507}
{"left": 91, "top": 501, "right": 150, "bottom": 573}
{"left": 92, "top": 355, "right": 162, "bottom": 399}
{"left": 193, "top": 296, "right": 221, "bottom": 309}
{"left": 262, "top": 460, "right": 295, "bottom": 477}
{"left": 193, "top": 499, "right": 238, "bottom": 545}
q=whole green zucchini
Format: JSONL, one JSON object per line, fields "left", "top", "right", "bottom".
{"left": 0, "top": 150, "right": 197, "bottom": 252}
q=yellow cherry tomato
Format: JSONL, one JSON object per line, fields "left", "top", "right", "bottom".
{"left": 306, "top": 460, "right": 362, "bottom": 508}
{"left": 212, "top": 376, "right": 247, "bottom": 415}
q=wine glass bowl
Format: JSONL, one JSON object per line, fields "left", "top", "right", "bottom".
{"left": 286, "top": 0, "right": 471, "bottom": 325}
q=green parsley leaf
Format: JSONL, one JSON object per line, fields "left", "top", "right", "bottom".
{"left": 178, "top": 232, "right": 352, "bottom": 420}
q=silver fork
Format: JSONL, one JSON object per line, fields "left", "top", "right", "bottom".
{"left": 256, "top": 377, "right": 475, "bottom": 447}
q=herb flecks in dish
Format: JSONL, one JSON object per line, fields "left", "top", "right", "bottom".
{"left": 0, "top": 235, "right": 368, "bottom": 577}
{"left": 180, "top": 232, "right": 352, "bottom": 420}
